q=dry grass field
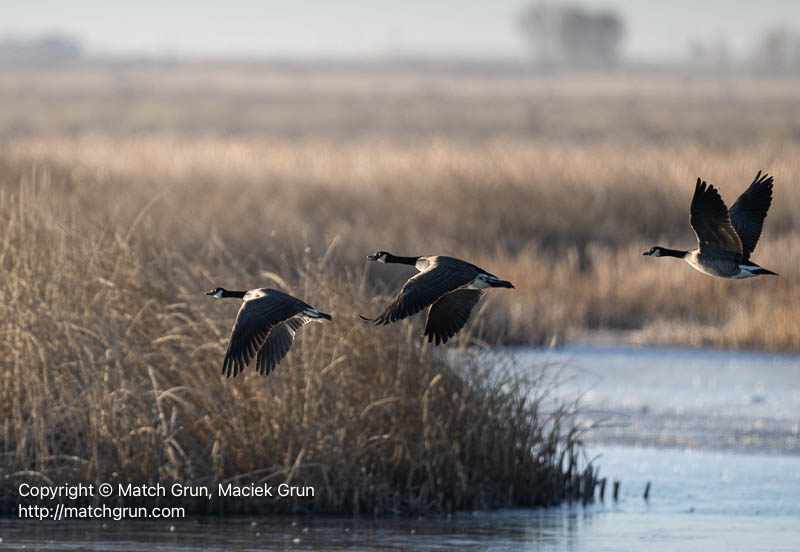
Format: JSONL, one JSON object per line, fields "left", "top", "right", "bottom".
{"left": 3, "top": 134, "right": 798, "bottom": 350}
{"left": 0, "top": 142, "right": 593, "bottom": 514}
{"left": 0, "top": 61, "right": 798, "bottom": 514}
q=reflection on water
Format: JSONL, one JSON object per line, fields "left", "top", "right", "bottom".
{"left": 2, "top": 346, "right": 799, "bottom": 551}
{"left": 0, "top": 511, "right": 596, "bottom": 551}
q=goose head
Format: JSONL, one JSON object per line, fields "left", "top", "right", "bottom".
{"left": 367, "top": 251, "right": 391, "bottom": 263}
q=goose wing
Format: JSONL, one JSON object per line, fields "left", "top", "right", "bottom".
{"left": 689, "top": 178, "right": 743, "bottom": 258}
{"left": 362, "top": 258, "right": 478, "bottom": 325}
{"left": 222, "top": 291, "right": 308, "bottom": 377}
{"left": 729, "top": 171, "right": 773, "bottom": 260}
{"left": 255, "top": 318, "right": 309, "bottom": 376}
{"left": 424, "top": 289, "right": 486, "bottom": 345}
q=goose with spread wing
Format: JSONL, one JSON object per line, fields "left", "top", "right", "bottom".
{"left": 206, "top": 287, "right": 332, "bottom": 377}
{"left": 361, "top": 252, "right": 514, "bottom": 345}
{"left": 644, "top": 171, "right": 777, "bottom": 279}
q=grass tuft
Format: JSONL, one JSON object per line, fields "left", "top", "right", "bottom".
{"left": 0, "top": 175, "right": 592, "bottom": 514}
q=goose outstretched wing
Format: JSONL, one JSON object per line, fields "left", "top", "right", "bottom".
{"left": 689, "top": 178, "right": 742, "bottom": 258}
{"left": 729, "top": 171, "right": 773, "bottom": 260}
{"left": 222, "top": 290, "right": 309, "bottom": 377}
{"left": 254, "top": 317, "right": 309, "bottom": 376}
{"left": 423, "top": 289, "right": 486, "bottom": 345}
{"left": 361, "top": 259, "right": 477, "bottom": 325}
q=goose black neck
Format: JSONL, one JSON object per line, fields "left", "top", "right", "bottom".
{"left": 660, "top": 248, "right": 688, "bottom": 258}
{"left": 222, "top": 290, "right": 247, "bottom": 299}
{"left": 385, "top": 254, "right": 419, "bottom": 266}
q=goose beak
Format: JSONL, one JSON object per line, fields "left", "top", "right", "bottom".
{"left": 366, "top": 254, "right": 378, "bottom": 261}
{"left": 205, "top": 289, "right": 216, "bottom": 296}
{"left": 642, "top": 250, "right": 652, "bottom": 256}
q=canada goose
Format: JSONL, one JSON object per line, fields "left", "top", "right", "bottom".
{"left": 206, "top": 287, "right": 332, "bottom": 377}
{"left": 643, "top": 171, "right": 777, "bottom": 279}
{"left": 361, "top": 252, "right": 514, "bottom": 345}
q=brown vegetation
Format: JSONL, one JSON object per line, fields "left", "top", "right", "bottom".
{"left": 0, "top": 64, "right": 797, "bottom": 515}
{"left": 0, "top": 154, "right": 594, "bottom": 515}
{"left": 3, "top": 133, "right": 797, "bottom": 350}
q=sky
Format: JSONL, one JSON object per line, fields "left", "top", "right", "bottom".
{"left": 1, "top": 0, "right": 798, "bottom": 61}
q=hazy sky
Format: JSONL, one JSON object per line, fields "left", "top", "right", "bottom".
{"left": 2, "top": 0, "right": 798, "bottom": 60}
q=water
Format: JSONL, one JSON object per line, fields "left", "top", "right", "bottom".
{"left": 2, "top": 346, "right": 799, "bottom": 551}
{"left": 515, "top": 346, "right": 800, "bottom": 453}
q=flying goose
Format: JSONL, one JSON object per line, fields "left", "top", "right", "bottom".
{"left": 361, "top": 252, "right": 514, "bottom": 345}
{"left": 206, "top": 287, "right": 332, "bottom": 377}
{"left": 643, "top": 171, "right": 777, "bottom": 279}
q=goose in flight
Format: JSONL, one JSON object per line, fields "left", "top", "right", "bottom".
{"left": 361, "top": 252, "right": 514, "bottom": 345}
{"left": 643, "top": 171, "right": 777, "bottom": 279}
{"left": 206, "top": 287, "right": 332, "bottom": 377}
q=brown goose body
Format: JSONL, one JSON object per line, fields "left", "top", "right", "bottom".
{"left": 362, "top": 252, "right": 514, "bottom": 345}
{"left": 644, "top": 171, "right": 778, "bottom": 279}
{"left": 206, "top": 287, "right": 332, "bottom": 378}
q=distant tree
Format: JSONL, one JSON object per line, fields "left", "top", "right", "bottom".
{"left": 711, "top": 37, "right": 732, "bottom": 73}
{"left": 519, "top": 3, "right": 625, "bottom": 69}
{"left": 752, "top": 27, "right": 800, "bottom": 74}
{"left": 688, "top": 40, "right": 707, "bottom": 65}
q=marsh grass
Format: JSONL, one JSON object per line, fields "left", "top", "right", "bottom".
{"left": 4, "top": 135, "right": 797, "bottom": 350}
{"left": 0, "top": 172, "right": 594, "bottom": 514}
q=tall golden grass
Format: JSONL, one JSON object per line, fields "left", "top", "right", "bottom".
{"left": 3, "top": 135, "right": 797, "bottom": 350}
{"left": 0, "top": 162, "right": 593, "bottom": 515}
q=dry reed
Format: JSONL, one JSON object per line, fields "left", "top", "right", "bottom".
{"left": 0, "top": 170, "right": 594, "bottom": 515}
{"left": 2, "top": 134, "right": 797, "bottom": 351}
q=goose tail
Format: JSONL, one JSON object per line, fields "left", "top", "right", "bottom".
{"left": 753, "top": 267, "right": 778, "bottom": 276}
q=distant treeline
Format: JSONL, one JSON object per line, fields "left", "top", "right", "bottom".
{"left": 519, "top": 2, "right": 800, "bottom": 74}
{"left": 3, "top": 11, "right": 800, "bottom": 75}
{"left": 0, "top": 33, "right": 82, "bottom": 64}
